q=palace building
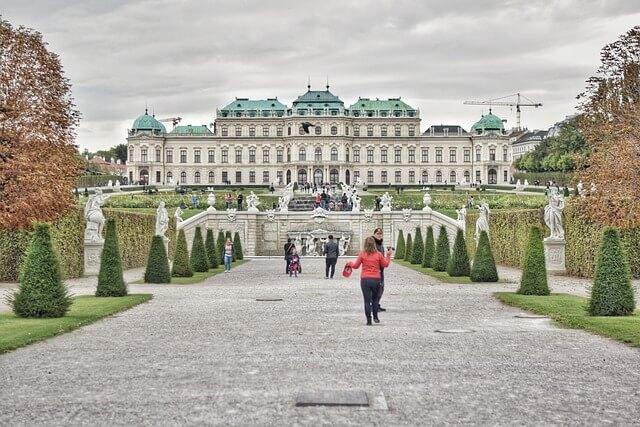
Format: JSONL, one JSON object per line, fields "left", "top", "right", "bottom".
{"left": 126, "top": 85, "right": 514, "bottom": 187}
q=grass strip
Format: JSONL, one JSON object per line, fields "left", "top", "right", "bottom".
{"left": 0, "top": 294, "right": 152, "bottom": 354}
{"left": 496, "top": 292, "right": 640, "bottom": 347}
{"left": 133, "top": 259, "right": 248, "bottom": 285}
{"left": 396, "top": 260, "right": 472, "bottom": 284}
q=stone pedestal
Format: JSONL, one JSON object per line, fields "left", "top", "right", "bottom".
{"left": 544, "top": 238, "right": 566, "bottom": 274}
{"left": 84, "top": 240, "right": 104, "bottom": 276}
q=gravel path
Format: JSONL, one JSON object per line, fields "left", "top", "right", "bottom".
{"left": 2, "top": 258, "right": 640, "bottom": 425}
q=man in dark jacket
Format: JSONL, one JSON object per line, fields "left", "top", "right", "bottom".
{"left": 237, "top": 193, "right": 244, "bottom": 211}
{"left": 284, "top": 238, "right": 294, "bottom": 274}
{"left": 373, "top": 227, "right": 387, "bottom": 311}
{"left": 323, "top": 235, "right": 339, "bottom": 279}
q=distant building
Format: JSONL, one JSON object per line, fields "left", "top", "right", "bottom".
{"left": 511, "top": 130, "right": 548, "bottom": 160}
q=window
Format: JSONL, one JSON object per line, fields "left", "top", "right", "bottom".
{"left": 298, "top": 126, "right": 305, "bottom": 135}
{"left": 331, "top": 126, "right": 337, "bottom": 136}
{"left": 381, "top": 170, "right": 387, "bottom": 183}
{"left": 395, "top": 170, "right": 401, "bottom": 183}
{"left": 381, "top": 125, "right": 387, "bottom": 137}
{"left": 450, "top": 171, "right": 456, "bottom": 183}
{"left": 331, "top": 147, "right": 338, "bottom": 161}
{"left": 346, "top": 147, "right": 350, "bottom": 162}
{"left": 422, "top": 170, "right": 428, "bottom": 183}
{"left": 409, "top": 170, "right": 415, "bottom": 183}
{"left": 277, "top": 149, "right": 283, "bottom": 163}
{"left": 394, "top": 147, "right": 401, "bottom": 163}
{"left": 166, "top": 171, "right": 173, "bottom": 183}
{"left": 315, "top": 147, "right": 322, "bottom": 162}
{"left": 288, "top": 127, "right": 291, "bottom": 136}
{"left": 249, "top": 148, "right": 256, "bottom": 163}
{"left": 345, "top": 126, "right": 349, "bottom": 136}
{"left": 166, "top": 149, "right": 173, "bottom": 163}
{"left": 367, "top": 125, "right": 373, "bottom": 137}
{"left": 436, "top": 170, "right": 442, "bottom": 182}
{"left": 221, "top": 126, "right": 228, "bottom": 137}
{"left": 156, "top": 171, "right": 161, "bottom": 183}
{"left": 443, "top": 128, "right": 449, "bottom": 137}
{"left": 408, "top": 148, "right": 415, "bottom": 163}
{"left": 421, "top": 148, "right": 428, "bottom": 163}
{"left": 475, "top": 147, "right": 481, "bottom": 162}
{"left": 315, "top": 126, "right": 321, "bottom": 135}
{"left": 504, "top": 170, "right": 508, "bottom": 182}
{"left": 353, "top": 170, "right": 360, "bottom": 182}
{"left": 263, "top": 171, "right": 270, "bottom": 183}
{"left": 475, "top": 170, "right": 481, "bottom": 182}
{"left": 435, "top": 149, "right": 442, "bottom": 163}
{"left": 209, "top": 171, "right": 215, "bottom": 183}
{"left": 222, "top": 148, "right": 228, "bottom": 163}
{"left": 449, "top": 149, "right": 456, "bottom": 163}
{"left": 277, "top": 170, "right": 283, "bottom": 184}
{"left": 180, "top": 149, "right": 187, "bottom": 163}
{"left": 155, "top": 147, "right": 161, "bottom": 163}
{"left": 194, "top": 171, "right": 201, "bottom": 183}
{"left": 180, "top": 171, "right": 187, "bottom": 184}
{"left": 354, "top": 125, "right": 360, "bottom": 136}
{"left": 353, "top": 148, "right": 360, "bottom": 162}
{"left": 381, "top": 148, "right": 388, "bottom": 163}
{"left": 464, "top": 149, "right": 470, "bottom": 163}
{"left": 464, "top": 171, "right": 470, "bottom": 183}
{"left": 222, "top": 171, "right": 228, "bottom": 184}
{"left": 249, "top": 127, "right": 255, "bottom": 137}
{"left": 367, "top": 170, "right": 374, "bottom": 183}
{"left": 129, "top": 146, "right": 134, "bottom": 162}
{"left": 367, "top": 148, "right": 374, "bottom": 163}
{"left": 409, "top": 125, "right": 415, "bottom": 137}
{"left": 263, "top": 126, "right": 269, "bottom": 137}
{"left": 395, "top": 125, "right": 401, "bottom": 136}
{"left": 503, "top": 146, "right": 508, "bottom": 162}
{"left": 277, "top": 127, "right": 283, "bottom": 137}
{"left": 263, "top": 148, "right": 270, "bottom": 163}
{"left": 249, "top": 171, "right": 255, "bottom": 183}
{"left": 235, "top": 126, "right": 242, "bottom": 137}
{"left": 235, "top": 171, "right": 242, "bottom": 183}
{"left": 489, "top": 148, "right": 496, "bottom": 161}
{"left": 141, "top": 148, "right": 147, "bottom": 163}
{"left": 287, "top": 147, "right": 291, "bottom": 162}
{"left": 194, "top": 149, "right": 201, "bottom": 163}
{"left": 299, "top": 147, "right": 306, "bottom": 161}
{"left": 330, "top": 169, "right": 338, "bottom": 184}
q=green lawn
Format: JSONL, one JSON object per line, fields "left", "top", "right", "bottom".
{"left": 0, "top": 294, "right": 152, "bottom": 354}
{"left": 496, "top": 292, "right": 640, "bottom": 347}
{"left": 133, "top": 259, "right": 248, "bottom": 285}
{"left": 396, "top": 260, "right": 472, "bottom": 284}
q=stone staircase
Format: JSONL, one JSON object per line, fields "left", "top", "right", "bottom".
{"left": 288, "top": 195, "right": 317, "bottom": 211}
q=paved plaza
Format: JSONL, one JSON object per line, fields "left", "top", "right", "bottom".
{"left": 2, "top": 258, "right": 640, "bottom": 424}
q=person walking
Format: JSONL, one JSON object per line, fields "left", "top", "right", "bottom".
{"left": 237, "top": 192, "right": 244, "bottom": 211}
{"left": 372, "top": 227, "right": 387, "bottom": 312}
{"left": 288, "top": 247, "right": 300, "bottom": 277}
{"left": 347, "top": 236, "right": 393, "bottom": 325}
{"left": 284, "top": 238, "right": 295, "bottom": 274}
{"left": 323, "top": 235, "right": 339, "bottom": 279}
{"left": 223, "top": 238, "right": 234, "bottom": 273}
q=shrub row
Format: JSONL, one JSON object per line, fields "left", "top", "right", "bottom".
{"left": 512, "top": 171, "right": 574, "bottom": 187}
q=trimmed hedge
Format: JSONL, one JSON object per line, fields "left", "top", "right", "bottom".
{"left": 513, "top": 171, "right": 574, "bottom": 187}
{"left": 422, "top": 226, "right": 435, "bottom": 268}
{"left": 96, "top": 219, "right": 127, "bottom": 297}
{"left": 233, "top": 232, "right": 244, "bottom": 261}
{"left": 411, "top": 227, "right": 424, "bottom": 265}
{"left": 470, "top": 231, "right": 499, "bottom": 282}
{"left": 404, "top": 233, "right": 413, "bottom": 262}
{"left": 144, "top": 236, "right": 171, "bottom": 283}
{"left": 205, "top": 229, "right": 219, "bottom": 269}
{"left": 395, "top": 230, "right": 406, "bottom": 259}
{"left": 190, "top": 227, "right": 209, "bottom": 273}
{"left": 216, "top": 230, "right": 226, "bottom": 264}
{"left": 172, "top": 229, "right": 193, "bottom": 277}
{"left": 517, "top": 226, "right": 549, "bottom": 295}
{"left": 433, "top": 226, "right": 450, "bottom": 272}
{"left": 447, "top": 229, "right": 470, "bottom": 277}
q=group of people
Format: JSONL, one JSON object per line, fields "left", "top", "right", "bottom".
{"left": 282, "top": 227, "right": 394, "bottom": 326}
{"left": 223, "top": 192, "right": 244, "bottom": 210}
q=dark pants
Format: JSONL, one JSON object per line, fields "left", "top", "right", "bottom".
{"left": 377, "top": 269, "right": 385, "bottom": 309}
{"left": 285, "top": 256, "right": 291, "bottom": 274}
{"left": 360, "top": 278, "right": 382, "bottom": 320}
{"left": 325, "top": 257, "right": 337, "bottom": 278}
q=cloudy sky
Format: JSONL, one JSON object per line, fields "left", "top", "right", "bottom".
{"left": 3, "top": 0, "right": 639, "bottom": 151}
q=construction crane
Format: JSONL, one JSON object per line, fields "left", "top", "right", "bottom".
{"left": 464, "top": 93, "right": 542, "bottom": 131}
{"left": 158, "top": 117, "right": 182, "bottom": 128}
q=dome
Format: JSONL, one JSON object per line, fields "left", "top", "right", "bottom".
{"left": 471, "top": 111, "right": 504, "bottom": 133}
{"left": 131, "top": 110, "right": 166, "bottom": 133}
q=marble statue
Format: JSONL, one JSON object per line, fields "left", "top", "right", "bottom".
{"left": 352, "top": 194, "right": 361, "bottom": 212}
{"left": 155, "top": 201, "right": 169, "bottom": 239}
{"left": 380, "top": 192, "right": 393, "bottom": 212}
{"left": 174, "top": 206, "right": 184, "bottom": 223}
{"left": 84, "top": 188, "right": 107, "bottom": 243}
{"left": 114, "top": 180, "right": 121, "bottom": 192}
{"left": 524, "top": 179, "right": 529, "bottom": 187}
{"left": 515, "top": 179, "right": 524, "bottom": 191}
{"left": 294, "top": 234, "right": 303, "bottom": 255}
{"left": 278, "top": 195, "right": 289, "bottom": 212}
{"left": 339, "top": 234, "right": 351, "bottom": 256}
{"left": 544, "top": 186, "right": 565, "bottom": 240}
{"left": 247, "top": 191, "right": 260, "bottom": 212}
{"left": 422, "top": 188, "right": 432, "bottom": 212}
{"left": 107, "top": 179, "right": 113, "bottom": 188}
{"left": 207, "top": 191, "right": 216, "bottom": 211}
{"left": 456, "top": 206, "right": 467, "bottom": 223}
{"left": 305, "top": 234, "right": 316, "bottom": 256}
{"left": 577, "top": 180, "right": 585, "bottom": 197}
{"left": 279, "top": 182, "right": 294, "bottom": 211}
{"left": 474, "top": 202, "right": 490, "bottom": 245}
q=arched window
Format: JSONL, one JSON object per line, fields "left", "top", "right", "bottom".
{"left": 464, "top": 170, "right": 470, "bottom": 183}
{"left": 450, "top": 171, "right": 456, "bottom": 183}
{"left": 180, "top": 171, "right": 187, "bottom": 184}
{"left": 315, "top": 126, "right": 321, "bottom": 135}
{"left": 330, "top": 169, "right": 339, "bottom": 184}
{"left": 297, "top": 169, "right": 307, "bottom": 184}
{"left": 436, "top": 170, "right": 442, "bottom": 183}
{"left": 166, "top": 171, "right": 173, "bottom": 183}
{"left": 194, "top": 171, "right": 201, "bottom": 183}
{"left": 422, "top": 170, "right": 428, "bottom": 183}
{"left": 315, "top": 147, "right": 322, "bottom": 162}
{"left": 155, "top": 147, "right": 161, "bottom": 162}
{"left": 129, "top": 146, "right": 134, "bottom": 162}
{"left": 330, "top": 147, "right": 338, "bottom": 161}
{"left": 299, "top": 147, "right": 306, "bottom": 161}
{"left": 208, "top": 171, "right": 215, "bottom": 183}
{"left": 331, "top": 126, "right": 337, "bottom": 136}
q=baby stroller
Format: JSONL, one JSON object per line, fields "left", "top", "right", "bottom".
{"left": 288, "top": 253, "right": 301, "bottom": 277}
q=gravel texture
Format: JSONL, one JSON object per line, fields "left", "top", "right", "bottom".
{"left": 2, "top": 258, "right": 640, "bottom": 425}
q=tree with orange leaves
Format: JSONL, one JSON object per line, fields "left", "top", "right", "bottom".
{"left": 0, "top": 18, "right": 81, "bottom": 230}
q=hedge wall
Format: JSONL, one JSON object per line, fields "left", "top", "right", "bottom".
{"left": 512, "top": 171, "right": 574, "bottom": 186}
{"left": 0, "top": 209, "right": 174, "bottom": 282}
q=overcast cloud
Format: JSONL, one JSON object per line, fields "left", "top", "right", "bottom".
{"left": 2, "top": 0, "right": 639, "bottom": 151}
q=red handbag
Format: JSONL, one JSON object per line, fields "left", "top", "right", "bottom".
{"left": 342, "top": 262, "right": 353, "bottom": 278}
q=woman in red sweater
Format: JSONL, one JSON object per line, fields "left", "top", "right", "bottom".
{"left": 348, "top": 236, "right": 393, "bottom": 325}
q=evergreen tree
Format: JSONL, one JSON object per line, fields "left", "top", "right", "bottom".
{"left": 11, "top": 223, "right": 71, "bottom": 318}
{"left": 422, "top": 226, "right": 435, "bottom": 268}
{"left": 233, "top": 232, "right": 244, "bottom": 260}
{"left": 144, "top": 235, "right": 171, "bottom": 283}
{"left": 470, "top": 231, "right": 499, "bottom": 282}
{"left": 205, "top": 229, "right": 219, "bottom": 269}
{"left": 172, "top": 229, "right": 193, "bottom": 277}
{"left": 411, "top": 228, "right": 424, "bottom": 264}
{"left": 432, "top": 226, "right": 450, "bottom": 272}
{"left": 395, "top": 230, "right": 406, "bottom": 259}
{"left": 404, "top": 233, "right": 413, "bottom": 262}
{"left": 216, "top": 230, "right": 226, "bottom": 264}
{"left": 588, "top": 227, "right": 635, "bottom": 316}
{"left": 447, "top": 229, "right": 470, "bottom": 277}
{"left": 517, "top": 226, "right": 549, "bottom": 295}
{"left": 190, "top": 226, "right": 209, "bottom": 273}
{"left": 96, "top": 219, "right": 127, "bottom": 297}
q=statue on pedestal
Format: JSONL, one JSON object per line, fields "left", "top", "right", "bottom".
{"left": 207, "top": 191, "right": 216, "bottom": 211}
{"left": 84, "top": 188, "right": 107, "bottom": 243}
{"left": 577, "top": 180, "right": 585, "bottom": 197}
{"left": 247, "top": 191, "right": 260, "bottom": 212}
{"left": 422, "top": 188, "right": 432, "bottom": 212}
{"left": 352, "top": 194, "right": 361, "bottom": 212}
{"left": 155, "top": 201, "right": 169, "bottom": 240}
{"left": 174, "top": 206, "right": 184, "bottom": 223}
{"left": 544, "top": 186, "right": 565, "bottom": 240}
{"left": 474, "top": 202, "right": 490, "bottom": 245}
{"left": 380, "top": 192, "right": 393, "bottom": 212}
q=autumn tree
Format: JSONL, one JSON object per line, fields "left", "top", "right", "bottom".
{"left": 0, "top": 19, "right": 81, "bottom": 230}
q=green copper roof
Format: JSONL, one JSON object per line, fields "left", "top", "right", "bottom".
{"left": 348, "top": 97, "right": 415, "bottom": 111}
{"left": 132, "top": 111, "right": 166, "bottom": 133}
{"left": 220, "top": 98, "right": 286, "bottom": 112}
{"left": 169, "top": 125, "right": 212, "bottom": 135}
{"left": 292, "top": 89, "right": 343, "bottom": 107}
{"left": 471, "top": 112, "right": 505, "bottom": 132}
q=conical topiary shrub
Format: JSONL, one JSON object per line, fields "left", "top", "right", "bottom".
{"left": 411, "top": 227, "right": 424, "bottom": 265}
{"left": 172, "top": 229, "right": 193, "bottom": 277}
{"left": 217, "top": 230, "right": 226, "bottom": 264}
{"left": 190, "top": 227, "right": 209, "bottom": 273}
{"left": 404, "top": 233, "right": 413, "bottom": 262}
{"left": 422, "top": 226, "right": 435, "bottom": 268}
{"left": 517, "top": 226, "right": 549, "bottom": 295}
{"left": 233, "top": 232, "right": 244, "bottom": 260}
{"left": 10, "top": 223, "right": 71, "bottom": 318}
{"left": 395, "top": 230, "right": 406, "bottom": 259}
{"left": 96, "top": 219, "right": 127, "bottom": 297}
{"left": 588, "top": 227, "right": 635, "bottom": 316}
{"left": 144, "top": 235, "right": 171, "bottom": 283}
{"left": 470, "top": 231, "right": 498, "bottom": 282}
{"left": 432, "top": 226, "right": 450, "bottom": 272}
{"left": 205, "top": 229, "right": 219, "bottom": 269}
{"left": 447, "top": 229, "right": 470, "bottom": 277}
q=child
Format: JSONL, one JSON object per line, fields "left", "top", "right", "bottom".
{"left": 288, "top": 247, "right": 301, "bottom": 277}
